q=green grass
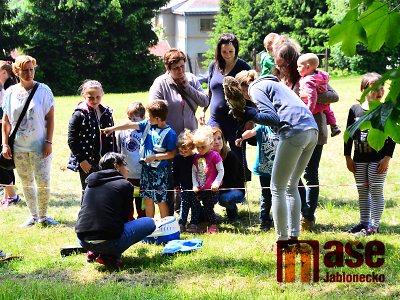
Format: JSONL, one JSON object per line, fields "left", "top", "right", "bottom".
{"left": 0, "top": 78, "right": 399, "bottom": 299}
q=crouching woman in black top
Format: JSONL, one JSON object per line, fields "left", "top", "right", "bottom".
{"left": 75, "top": 152, "right": 156, "bottom": 267}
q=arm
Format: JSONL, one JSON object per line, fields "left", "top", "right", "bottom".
{"left": 235, "top": 128, "right": 257, "bottom": 147}
{"left": 211, "top": 161, "right": 224, "bottom": 191}
{"left": 43, "top": 106, "right": 54, "bottom": 158}
{"left": 344, "top": 107, "right": 355, "bottom": 173}
{"left": 317, "top": 84, "right": 339, "bottom": 104}
{"left": 183, "top": 74, "right": 209, "bottom": 107}
{"left": 301, "top": 79, "right": 318, "bottom": 112}
{"left": 1, "top": 113, "right": 12, "bottom": 159}
{"left": 144, "top": 149, "right": 176, "bottom": 163}
{"left": 103, "top": 120, "right": 139, "bottom": 136}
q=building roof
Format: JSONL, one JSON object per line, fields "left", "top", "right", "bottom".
{"left": 162, "top": 0, "right": 219, "bottom": 15}
{"left": 149, "top": 40, "right": 171, "bottom": 58}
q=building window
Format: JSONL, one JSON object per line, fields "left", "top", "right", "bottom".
{"left": 200, "top": 18, "right": 214, "bottom": 31}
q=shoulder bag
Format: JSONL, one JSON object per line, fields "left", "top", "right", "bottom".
{"left": 0, "top": 83, "right": 39, "bottom": 170}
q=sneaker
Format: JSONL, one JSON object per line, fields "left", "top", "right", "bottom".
{"left": 260, "top": 219, "right": 272, "bottom": 231}
{"left": 354, "top": 227, "right": 379, "bottom": 238}
{"left": 347, "top": 223, "right": 367, "bottom": 233}
{"left": 2, "top": 195, "right": 21, "bottom": 206}
{"left": 95, "top": 254, "right": 122, "bottom": 267}
{"left": 187, "top": 224, "right": 198, "bottom": 234}
{"left": 301, "top": 216, "right": 315, "bottom": 231}
{"left": 207, "top": 226, "right": 219, "bottom": 234}
{"left": 20, "top": 217, "right": 38, "bottom": 227}
{"left": 38, "top": 216, "right": 59, "bottom": 227}
{"left": 331, "top": 125, "right": 341, "bottom": 137}
{"left": 87, "top": 251, "right": 98, "bottom": 263}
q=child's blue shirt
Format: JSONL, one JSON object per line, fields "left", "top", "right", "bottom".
{"left": 253, "top": 125, "right": 279, "bottom": 177}
{"left": 138, "top": 120, "right": 177, "bottom": 168}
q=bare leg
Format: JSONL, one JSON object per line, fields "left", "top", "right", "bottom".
{"left": 144, "top": 198, "right": 155, "bottom": 217}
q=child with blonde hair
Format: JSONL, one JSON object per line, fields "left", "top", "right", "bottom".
{"left": 344, "top": 72, "right": 395, "bottom": 237}
{"left": 297, "top": 53, "right": 341, "bottom": 137}
{"left": 173, "top": 129, "right": 202, "bottom": 232}
{"left": 260, "top": 33, "right": 280, "bottom": 76}
{"left": 68, "top": 80, "right": 116, "bottom": 191}
{"left": 192, "top": 125, "right": 224, "bottom": 233}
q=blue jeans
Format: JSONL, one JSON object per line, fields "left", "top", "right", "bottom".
{"left": 218, "top": 189, "right": 245, "bottom": 213}
{"left": 302, "top": 144, "right": 323, "bottom": 221}
{"left": 271, "top": 129, "right": 318, "bottom": 241}
{"left": 78, "top": 217, "right": 156, "bottom": 258}
{"left": 179, "top": 191, "right": 202, "bottom": 225}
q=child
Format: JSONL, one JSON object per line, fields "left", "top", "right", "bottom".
{"left": 260, "top": 33, "right": 280, "bottom": 76}
{"left": 235, "top": 124, "right": 279, "bottom": 231}
{"left": 192, "top": 125, "right": 224, "bottom": 233}
{"left": 173, "top": 129, "right": 202, "bottom": 233}
{"left": 297, "top": 53, "right": 341, "bottom": 137}
{"left": 103, "top": 99, "right": 177, "bottom": 218}
{"left": 344, "top": 72, "right": 395, "bottom": 237}
{"left": 67, "top": 80, "right": 116, "bottom": 191}
{"left": 116, "top": 101, "right": 146, "bottom": 220}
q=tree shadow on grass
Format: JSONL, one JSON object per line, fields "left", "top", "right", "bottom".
{"left": 49, "top": 193, "right": 81, "bottom": 207}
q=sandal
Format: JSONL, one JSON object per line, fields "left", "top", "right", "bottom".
{"left": 186, "top": 224, "right": 198, "bottom": 233}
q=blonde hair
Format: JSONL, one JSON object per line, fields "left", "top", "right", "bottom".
{"left": 263, "top": 33, "right": 280, "bottom": 54}
{"left": 192, "top": 125, "right": 213, "bottom": 146}
{"left": 297, "top": 53, "right": 319, "bottom": 70}
{"left": 127, "top": 101, "right": 145, "bottom": 118}
{"left": 211, "top": 127, "right": 229, "bottom": 160}
{"left": 177, "top": 129, "right": 195, "bottom": 150}
{"left": 235, "top": 70, "right": 259, "bottom": 87}
{"left": 12, "top": 55, "right": 37, "bottom": 76}
{"left": 79, "top": 79, "right": 104, "bottom": 96}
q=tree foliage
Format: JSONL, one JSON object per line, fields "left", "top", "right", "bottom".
{"left": 7, "top": 0, "right": 168, "bottom": 95}
{"left": 330, "top": 0, "right": 400, "bottom": 150}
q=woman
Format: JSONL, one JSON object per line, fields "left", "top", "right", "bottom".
{"left": 224, "top": 71, "right": 318, "bottom": 246}
{"left": 0, "top": 61, "right": 20, "bottom": 206}
{"left": 212, "top": 127, "right": 245, "bottom": 221}
{"left": 2, "top": 55, "right": 56, "bottom": 227}
{"left": 75, "top": 152, "right": 156, "bottom": 267}
{"left": 201, "top": 33, "right": 251, "bottom": 180}
{"left": 274, "top": 42, "right": 338, "bottom": 231}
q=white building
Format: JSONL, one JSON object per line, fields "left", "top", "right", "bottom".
{"left": 153, "top": 0, "right": 219, "bottom": 75}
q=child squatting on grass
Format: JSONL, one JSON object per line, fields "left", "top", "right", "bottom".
{"left": 191, "top": 125, "right": 224, "bottom": 233}
{"left": 344, "top": 72, "right": 396, "bottom": 237}
{"left": 103, "top": 99, "right": 177, "bottom": 218}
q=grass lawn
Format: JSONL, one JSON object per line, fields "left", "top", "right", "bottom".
{"left": 0, "top": 78, "right": 399, "bottom": 299}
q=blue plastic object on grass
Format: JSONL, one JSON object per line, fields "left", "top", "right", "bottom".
{"left": 162, "top": 238, "right": 203, "bottom": 255}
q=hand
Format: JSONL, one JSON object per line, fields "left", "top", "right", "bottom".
{"left": 345, "top": 156, "right": 355, "bottom": 174}
{"left": 198, "top": 111, "right": 206, "bottom": 125}
{"left": 235, "top": 138, "right": 243, "bottom": 147}
{"left": 175, "top": 75, "right": 188, "bottom": 88}
{"left": 1, "top": 144, "right": 12, "bottom": 159}
{"left": 377, "top": 156, "right": 390, "bottom": 174}
{"left": 211, "top": 183, "right": 219, "bottom": 192}
{"left": 193, "top": 186, "right": 200, "bottom": 193}
{"left": 43, "top": 142, "right": 52, "bottom": 158}
{"left": 102, "top": 127, "right": 114, "bottom": 137}
{"left": 144, "top": 154, "right": 156, "bottom": 163}
{"left": 299, "top": 90, "right": 308, "bottom": 100}
{"left": 80, "top": 160, "right": 92, "bottom": 174}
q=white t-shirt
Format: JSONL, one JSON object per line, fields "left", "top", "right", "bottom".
{"left": 116, "top": 128, "right": 142, "bottom": 179}
{"left": 3, "top": 83, "right": 54, "bottom": 153}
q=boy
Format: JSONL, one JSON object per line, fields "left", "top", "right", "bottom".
{"left": 115, "top": 102, "right": 146, "bottom": 220}
{"left": 260, "top": 33, "right": 280, "bottom": 76}
{"left": 297, "top": 53, "right": 341, "bottom": 137}
{"left": 103, "top": 100, "right": 177, "bottom": 218}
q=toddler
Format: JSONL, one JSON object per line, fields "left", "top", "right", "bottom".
{"left": 260, "top": 33, "right": 280, "bottom": 76}
{"left": 173, "top": 129, "right": 202, "bottom": 233}
{"left": 116, "top": 101, "right": 146, "bottom": 220}
{"left": 103, "top": 99, "right": 177, "bottom": 218}
{"left": 192, "top": 125, "right": 224, "bottom": 233}
{"left": 297, "top": 53, "right": 341, "bottom": 137}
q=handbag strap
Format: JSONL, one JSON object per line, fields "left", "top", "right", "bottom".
{"left": 8, "top": 82, "right": 39, "bottom": 140}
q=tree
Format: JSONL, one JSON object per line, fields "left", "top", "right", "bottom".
{"left": 329, "top": 0, "right": 400, "bottom": 150}
{"left": 10, "top": 0, "right": 168, "bottom": 95}
{"left": 0, "top": 0, "right": 20, "bottom": 57}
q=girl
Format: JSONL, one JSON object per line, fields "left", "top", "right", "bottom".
{"left": 67, "top": 80, "right": 116, "bottom": 191}
{"left": 344, "top": 72, "right": 395, "bottom": 236}
{"left": 192, "top": 125, "right": 224, "bottom": 233}
{"left": 212, "top": 127, "right": 245, "bottom": 222}
{"left": 2, "top": 55, "right": 56, "bottom": 227}
{"left": 0, "top": 61, "right": 20, "bottom": 206}
{"left": 173, "top": 129, "right": 202, "bottom": 233}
